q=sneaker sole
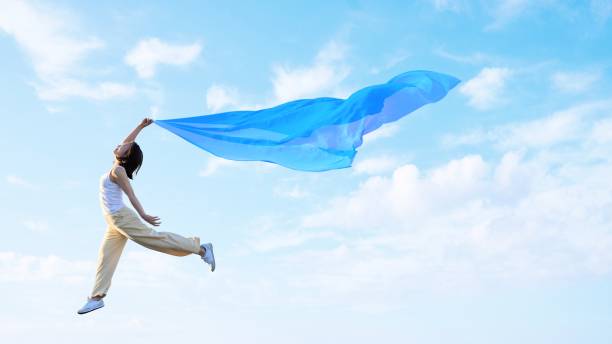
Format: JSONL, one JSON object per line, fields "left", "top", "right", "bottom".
{"left": 77, "top": 303, "right": 104, "bottom": 315}
{"left": 209, "top": 244, "right": 216, "bottom": 272}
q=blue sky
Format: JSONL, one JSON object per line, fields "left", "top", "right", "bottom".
{"left": 1, "top": 0, "right": 612, "bottom": 342}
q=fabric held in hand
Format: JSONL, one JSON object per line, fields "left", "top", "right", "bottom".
{"left": 154, "top": 70, "right": 460, "bottom": 172}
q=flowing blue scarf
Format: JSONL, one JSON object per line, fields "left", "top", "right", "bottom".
{"left": 154, "top": 70, "right": 460, "bottom": 172}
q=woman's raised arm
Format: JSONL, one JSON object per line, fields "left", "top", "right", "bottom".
{"left": 121, "top": 118, "right": 154, "bottom": 144}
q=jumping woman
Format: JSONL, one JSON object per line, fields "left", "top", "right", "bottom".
{"left": 77, "top": 117, "right": 215, "bottom": 315}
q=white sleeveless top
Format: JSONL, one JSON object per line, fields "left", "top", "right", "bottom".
{"left": 99, "top": 169, "right": 126, "bottom": 215}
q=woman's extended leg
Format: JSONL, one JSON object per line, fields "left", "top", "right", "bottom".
{"left": 91, "top": 225, "right": 128, "bottom": 298}
{"left": 109, "top": 207, "right": 201, "bottom": 256}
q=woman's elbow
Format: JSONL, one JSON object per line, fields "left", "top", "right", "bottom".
{"left": 126, "top": 192, "right": 138, "bottom": 202}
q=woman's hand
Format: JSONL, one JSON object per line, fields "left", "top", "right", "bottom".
{"left": 139, "top": 117, "right": 154, "bottom": 128}
{"left": 142, "top": 214, "right": 161, "bottom": 227}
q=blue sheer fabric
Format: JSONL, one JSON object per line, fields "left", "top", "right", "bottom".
{"left": 154, "top": 70, "right": 460, "bottom": 172}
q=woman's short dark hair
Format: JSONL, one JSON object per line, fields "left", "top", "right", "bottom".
{"left": 117, "top": 142, "right": 143, "bottom": 180}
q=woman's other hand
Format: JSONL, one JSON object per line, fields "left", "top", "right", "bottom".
{"left": 142, "top": 214, "right": 161, "bottom": 226}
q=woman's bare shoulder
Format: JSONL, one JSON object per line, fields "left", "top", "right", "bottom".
{"left": 110, "top": 165, "right": 127, "bottom": 181}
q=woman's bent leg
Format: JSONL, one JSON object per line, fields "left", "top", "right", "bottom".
{"left": 111, "top": 208, "right": 201, "bottom": 257}
{"left": 91, "top": 225, "right": 128, "bottom": 298}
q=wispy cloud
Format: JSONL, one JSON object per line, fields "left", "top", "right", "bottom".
{"left": 590, "top": 118, "right": 612, "bottom": 144}
{"left": 247, "top": 230, "right": 337, "bottom": 253}
{"left": 198, "top": 155, "right": 242, "bottom": 177}
{"left": 23, "top": 220, "right": 49, "bottom": 233}
{"left": 430, "top": 0, "right": 464, "bottom": 12}
{"left": 271, "top": 40, "right": 350, "bottom": 103}
{"left": 204, "top": 84, "right": 267, "bottom": 113}
{"left": 353, "top": 155, "right": 400, "bottom": 175}
{"left": 591, "top": 0, "right": 612, "bottom": 23}
{"left": 485, "top": 0, "right": 531, "bottom": 30}
{"left": 5, "top": 175, "right": 36, "bottom": 190}
{"left": 0, "top": 0, "right": 102, "bottom": 78}
{"left": 273, "top": 185, "right": 310, "bottom": 199}
{"left": 443, "top": 100, "right": 611, "bottom": 149}
{"left": 0, "top": 0, "right": 134, "bottom": 101}
{"left": 362, "top": 123, "right": 401, "bottom": 143}
{"left": 125, "top": 38, "right": 202, "bottom": 79}
{"left": 370, "top": 50, "right": 410, "bottom": 75}
{"left": 483, "top": 0, "right": 607, "bottom": 30}
{"left": 0, "top": 252, "right": 92, "bottom": 283}
{"left": 434, "top": 47, "right": 496, "bottom": 65}
{"left": 205, "top": 84, "right": 240, "bottom": 112}
{"left": 0, "top": 250, "right": 212, "bottom": 296}
{"left": 459, "top": 67, "right": 512, "bottom": 110}
{"left": 35, "top": 79, "right": 135, "bottom": 101}
{"left": 203, "top": 39, "right": 352, "bottom": 112}
{"left": 551, "top": 70, "right": 601, "bottom": 93}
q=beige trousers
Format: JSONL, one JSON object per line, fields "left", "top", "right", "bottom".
{"left": 91, "top": 206, "right": 201, "bottom": 298}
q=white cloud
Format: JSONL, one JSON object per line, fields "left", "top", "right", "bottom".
{"left": 198, "top": 155, "right": 242, "bottom": 177}
{"left": 485, "top": 1, "right": 612, "bottom": 30}
{"left": 5, "top": 175, "right": 35, "bottom": 189}
{"left": 149, "top": 105, "right": 161, "bottom": 119}
{"left": 0, "top": 250, "right": 195, "bottom": 288}
{"left": 0, "top": 0, "right": 102, "bottom": 78}
{"left": 442, "top": 128, "right": 488, "bottom": 146}
{"left": 247, "top": 230, "right": 337, "bottom": 253}
{"left": 272, "top": 40, "right": 350, "bottom": 103}
{"left": 202, "top": 39, "right": 352, "bottom": 114}
{"left": 444, "top": 100, "right": 610, "bottom": 149}
{"left": 204, "top": 84, "right": 266, "bottom": 113}
{"left": 434, "top": 48, "right": 496, "bottom": 65}
{"left": 60, "top": 179, "right": 82, "bottom": 190}
{"left": 362, "top": 123, "right": 401, "bottom": 143}
{"left": 35, "top": 79, "right": 135, "bottom": 101}
{"left": 0, "top": 249, "right": 208, "bottom": 329}
{"left": 0, "top": 252, "right": 92, "bottom": 283}
{"left": 486, "top": 0, "right": 531, "bottom": 30}
{"left": 292, "top": 101, "right": 612, "bottom": 294}
{"left": 273, "top": 185, "right": 310, "bottom": 199}
{"left": 459, "top": 67, "right": 512, "bottom": 110}
{"left": 205, "top": 84, "right": 240, "bottom": 112}
{"left": 115, "top": 251, "right": 195, "bottom": 287}
{"left": 198, "top": 152, "right": 277, "bottom": 177}
{"left": 498, "top": 106, "right": 583, "bottom": 147}
{"left": 590, "top": 118, "right": 612, "bottom": 143}
{"left": 430, "top": 0, "right": 463, "bottom": 12}
{"left": 370, "top": 50, "right": 410, "bottom": 74}
{"left": 591, "top": 0, "right": 612, "bottom": 22}
{"left": 484, "top": 0, "right": 596, "bottom": 30}
{"left": 45, "top": 105, "right": 63, "bottom": 113}
{"left": 299, "top": 152, "right": 612, "bottom": 287}
{"left": 353, "top": 155, "right": 400, "bottom": 175}
{"left": 495, "top": 0, "right": 530, "bottom": 18}
{"left": 0, "top": 0, "right": 133, "bottom": 101}
{"left": 125, "top": 38, "right": 202, "bottom": 79}
{"left": 551, "top": 70, "right": 601, "bottom": 93}
{"left": 23, "top": 220, "right": 49, "bottom": 233}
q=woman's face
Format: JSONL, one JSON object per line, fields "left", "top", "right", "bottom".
{"left": 113, "top": 142, "right": 133, "bottom": 160}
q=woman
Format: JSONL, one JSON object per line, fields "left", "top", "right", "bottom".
{"left": 77, "top": 118, "right": 215, "bottom": 315}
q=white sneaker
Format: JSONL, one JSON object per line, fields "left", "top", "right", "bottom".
{"left": 77, "top": 297, "right": 104, "bottom": 314}
{"left": 201, "top": 243, "right": 215, "bottom": 272}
